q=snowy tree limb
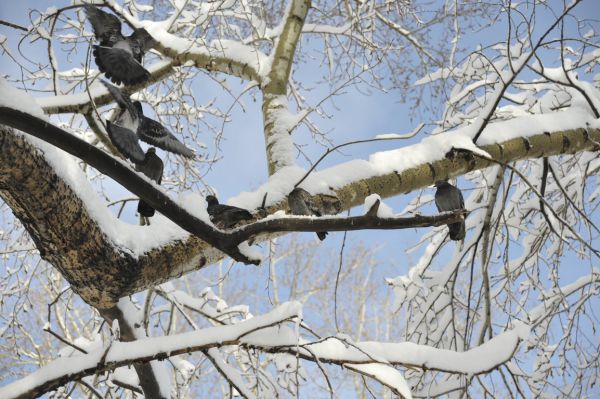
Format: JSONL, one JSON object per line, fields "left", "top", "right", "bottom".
{"left": 0, "top": 302, "right": 302, "bottom": 399}
{"left": 0, "top": 108, "right": 467, "bottom": 307}
{"left": 0, "top": 305, "right": 529, "bottom": 399}
{"left": 1, "top": 107, "right": 599, "bottom": 307}
{"left": 262, "top": 0, "right": 311, "bottom": 174}
{"left": 101, "top": 304, "right": 168, "bottom": 399}
{"left": 38, "top": 60, "right": 177, "bottom": 114}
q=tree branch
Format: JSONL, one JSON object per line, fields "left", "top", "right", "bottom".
{"left": 0, "top": 304, "right": 527, "bottom": 399}
{"left": 38, "top": 60, "right": 177, "bottom": 114}
{"left": 100, "top": 306, "right": 167, "bottom": 399}
{"left": 262, "top": 0, "right": 311, "bottom": 174}
{"left": 1, "top": 106, "right": 599, "bottom": 307}
{"left": 0, "top": 302, "right": 302, "bottom": 399}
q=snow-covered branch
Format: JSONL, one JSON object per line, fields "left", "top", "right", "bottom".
{"left": 1, "top": 299, "right": 531, "bottom": 399}
{"left": 0, "top": 302, "right": 302, "bottom": 399}
{"left": 262, "top": 0, "right": 311, "bottom": 175}
{"left": 245, "top": 322, "right": 530, "bottom": 374}
{"left": 1, "top": 95, "right": 598, "bottom": 306}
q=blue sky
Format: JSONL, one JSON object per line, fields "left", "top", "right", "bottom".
{"left": 0, "top": 1, "right": 599, "bottom": 396}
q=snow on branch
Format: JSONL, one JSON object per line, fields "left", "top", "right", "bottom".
{"left": 0, "top": 302, "right": 301, "bottom": 399}
{"left": 528, "top": 268, "right": 600, "bottom": 327}
{"left": 243, "top": 322, "right": 531, "bottom": 375}
{"left": 1, "top": 102, "right": 599, "bottom": 305}
{"left": 105, "top": 0, "right": 270, "bottom": 83}
{"left": 2, "top": 77, "right": 600, "bottom": 306}
{"left": 38, "top": 60, "right": 176, "bottom": 114}
{"left": 0, "top": 296, "right": 530, "bottom": 399}
{"left": 0, "top": 105, "right": 464, "bottom": 247}
{"left": 262, "top": 0, "right": 311, "bottom": 175}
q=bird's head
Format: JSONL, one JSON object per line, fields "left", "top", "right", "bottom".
{"left": 434, "top": 180, "right": 450, "bottom": 188}
{"left": 147, "top": 147, "right": 156, "bottom": 154}
{"left": 206, "top": 195, "right": 219, "bottom": 206}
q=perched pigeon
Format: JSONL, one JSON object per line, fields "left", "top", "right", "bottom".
{"left": 137, "top": 103, "right": 195, "bottom": 159}
{"left": 206, "top": 195, "right": 253, "bottom": 229}
{"left": 287, "top": 187, "right": 329, "bottom": 240}
{"left": 434, "top": 181, "right": 466, "bottom": 241}
{"left": 136, "top": 147, "right": 164, "bottom": 218}
{"left": 101, "top": 80, "right": 145, "bottom": 162}
{"left": 102, "top": 81, "right": 194, "bottom": 159}
{"left": 85, "top": 5, "right": 156, "bottom": 85}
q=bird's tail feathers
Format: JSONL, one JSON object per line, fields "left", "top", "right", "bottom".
{"left": 449, "top": 221, "right": 465, "bottom": 241}
{"left": 317, "top": 231, "right": 328, "bottom": 241}
{"left": 138, "top": 200, "right": 155, "bottom": 217}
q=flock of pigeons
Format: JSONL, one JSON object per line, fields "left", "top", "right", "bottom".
{"left": 85, "top": 5, "right": 466, "bottom": 239}
{"left": 85, "top": 5, "right": 193, "bottom": 223}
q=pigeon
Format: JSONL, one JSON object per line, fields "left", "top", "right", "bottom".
{"left": 101, "top": 80, "right": 145, "bottom": 162}
{"left": 434, "top": 181, "right": 466, "bottom": 241}
{"left": 287, "top": 187, "right": 329, "bottom": 240}
{"left": 137, "top": 104, "right": 195, "bottom": 159}
{"left": 136, "top": 147, "right": 164, "bottom": 218}
{"left": 102, "top": 81, "right": 194, "bottom": 159}
{"left": 85, "top": 5, "right": 156, "bottom": 85}
{"left": 206, "top": 195, "right": 253, "bottom": 229}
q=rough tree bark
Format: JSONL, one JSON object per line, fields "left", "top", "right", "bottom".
{"left": 1, "top": 122, "right": 597, "bottom": 309}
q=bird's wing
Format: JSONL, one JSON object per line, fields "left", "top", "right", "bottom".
{"left": 228, "top": 208, "right": 253, "bottom": 220}
{"left": 106, "top": 122, "right": 145, "bottom": 163}
{"left": 435, "top": 186, "right": 464, "bottom": 211}
{"left": 100, "top": 80, "right": 138, "bottom": 122}
{"left": 84, "top": 5, "right": 122, "bottom": 46}
{"left": 288, "top": 194, "right": 308, "bottom": 215}
{"left": 139, "top": 117, "right": 195, "bottom": 158}
{"left": 218, "top": 207, "right": 253, "bottom": 229}
{"left": 434, "top": 188, "right": 452, "bottom": 212}
{"left": 305, "top": 196, "right": 323, "bottom": 217}
{"left": 145, "top": 153, "right": 164, "bottom": 183}
{"left": 130, "top": 28, "right": 157, "bottom": 53}
{"left": 309, "top": 205, "right": 322, "bottom": 217}
{"left": 320, "top": 195, "right": 342, "bottom": 215}
{"left": 93, "top": 46, "right": 150, "bottom": 86}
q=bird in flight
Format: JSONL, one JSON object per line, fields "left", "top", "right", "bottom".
{"left": 434, "top": 180, "right": 466, "bottom": 241}
{"left": 102, "top": 81, "right": 195, "bottom": 160}
{"left": 101, "top": 80, "right": 145, "bottom": 162}
{"left": 85, "top": 5, "right": 156, "bottom": 86}
{"left": 137, "top": 105, "right": 195, "bottom": 159}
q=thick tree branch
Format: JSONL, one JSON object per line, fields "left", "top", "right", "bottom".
{"left": 0, "top": 302, "right": 302, "bottom": 399}
{"left": 0, "top": 105, "right": 598, "bottom": 307}
{"left": 262, "top": 0, "right": 311, "bottom": 174}
{"left": 0, "top": 107, "right": 255, "bottom": 263}
{"left": 1, "top": 304, "right": 527, "bottom": 399}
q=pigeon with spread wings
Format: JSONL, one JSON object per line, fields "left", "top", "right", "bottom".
{"left": 85, "top": 5, "right": 156, "bottom": 86}
{"left": 101, "top": 80, "right": 145, "bottom": 162}
{"left": 102, "top": 81, "right": 194, "bottom": 159}
{"left": 137, "top": 105, "right": 195, "bottom": 159}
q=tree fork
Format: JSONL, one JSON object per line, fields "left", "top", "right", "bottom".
{"left": 0, "top": 115, "right": 598, "bottom": 307}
